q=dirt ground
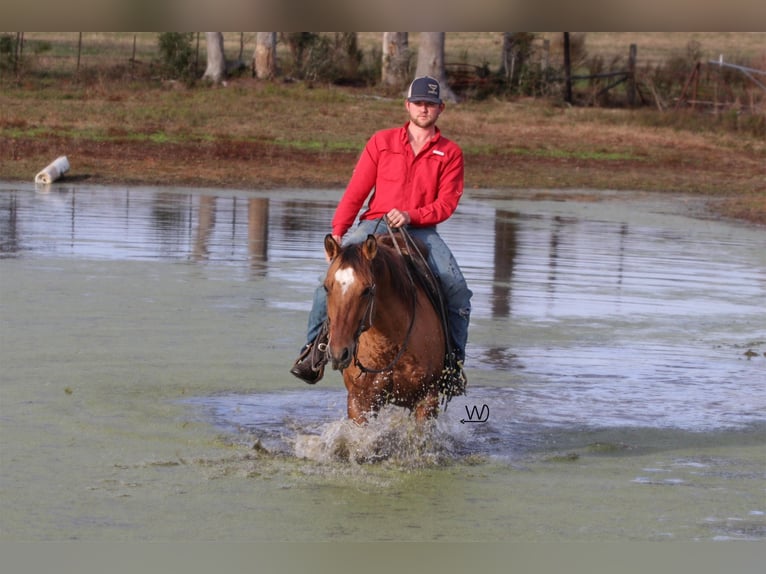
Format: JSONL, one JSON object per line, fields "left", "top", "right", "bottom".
{"left": 5, "top": 134, "right": 763, "bottom": 226}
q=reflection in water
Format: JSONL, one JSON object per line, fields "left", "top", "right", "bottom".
{"left": 248, "top": 198, "right": 269, "bottom": 271}
{"left": 0, "top": 187, "right": 289, "bottom": 279}
{"left": 2, "top": 185, "right": 765, "bottom": 323}
{"left": 193, "top": 195, "right": 217, "bottom": 261}
{"left": 491, "top": 210, "right": 517, "bottom": 319}
{"left": 0, "top": 193, "right": 18, "bottom": 255}
{"left": 547, "top": 215, "right": 564, "bottom": 297}
{"left": 1, "top": 186, "right": 764, "bottom": 309}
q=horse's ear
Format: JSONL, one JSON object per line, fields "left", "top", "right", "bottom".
{"left": 362, "top": 234, "right": 378, "bottom": 261}
{"left": 324, "top": 234, "right": 341, "bottom": 261}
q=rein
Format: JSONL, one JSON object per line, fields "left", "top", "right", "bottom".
{"left": 351, "top": 224, "right": 418, "bottom": 378}
{"left": 394, "top": 226, "right": 453, "bottom": 360}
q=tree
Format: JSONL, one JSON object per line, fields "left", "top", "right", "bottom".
{"left": 501, "top": 32, "right": 535, "bottom": 88}
{"left": 414, "top": 32, "right": 456, "bottom": 102}
{"left": 334, "top": 33, "right": 362, "bottom": 79}
{"left": 202, "top": 32, "right": 226, "bottom": 84}
{"left": 381, "top": 32, "right": 409, "bottom": 88}
{"left": 157, "top": 33, "right": 194, "bottom": 80}
{"left": 254, "top": 32, "right": 277, "bottom": 80}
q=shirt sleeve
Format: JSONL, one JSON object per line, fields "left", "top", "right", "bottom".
{"left": 408, "top": 146, "right": 464, "bottom": 227}
{"left": 331, "top": 136, "right": 380, "bottom": 238}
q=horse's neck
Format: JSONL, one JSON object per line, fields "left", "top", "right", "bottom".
{"left": 370, "top": 283, "right": 415, "bottom": 336}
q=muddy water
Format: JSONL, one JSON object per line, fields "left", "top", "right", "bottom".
{"left": 1, "top": 183, "right": 764, "bottom": 542}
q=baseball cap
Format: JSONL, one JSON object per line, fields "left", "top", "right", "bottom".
{"left": 406, "top": 76, "right": 442, "bottom": 104}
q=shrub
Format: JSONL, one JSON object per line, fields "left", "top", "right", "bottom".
{"left": 156, "top": 33, "right": 195, "bottom": 81}
{"left": 283, "top": 33, "right": 368, "bottom": 85}
{"left": 0, "top": 33, "right": 17, "bottom": 72}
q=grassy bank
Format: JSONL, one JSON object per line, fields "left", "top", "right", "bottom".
{"left": 1, "top": 78, "right": 764, "bottom": 224}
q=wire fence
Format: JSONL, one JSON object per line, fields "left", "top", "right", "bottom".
{"left": 2, "top": 32, "right": 764, "bottom": 116}
{"left": 1, "top": 33, "right": 249, "bottom": 80}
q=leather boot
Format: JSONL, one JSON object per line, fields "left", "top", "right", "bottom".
{"left": 290, "top": 324, "right": 329, "bottom": 384}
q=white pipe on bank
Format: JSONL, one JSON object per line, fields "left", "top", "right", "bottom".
{"left": 34, "top": 156, "right": 70, "bottom": 184}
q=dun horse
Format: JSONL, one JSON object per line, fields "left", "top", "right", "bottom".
{"left": 323, "top": 233, "right": 447, "bottom": 423}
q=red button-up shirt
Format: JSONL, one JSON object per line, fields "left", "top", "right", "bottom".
{"left": 331, "top": 122, "right": 464, "bottom": 238}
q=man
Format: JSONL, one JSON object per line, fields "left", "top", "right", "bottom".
{"left": 290, "top": 75, "right": 472, "bottom": 390}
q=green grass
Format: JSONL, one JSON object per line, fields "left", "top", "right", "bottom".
{"left": 513, "top": 147, "right": 640, "bottom": 161}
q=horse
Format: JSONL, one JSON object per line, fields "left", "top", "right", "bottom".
{"left": 322, "top": 232, "right": 447, "bottom": 424}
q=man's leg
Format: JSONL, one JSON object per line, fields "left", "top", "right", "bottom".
{"left": 290, "top": 282, "right": 329, "bottom": 384}
{"left": 340, "top": 219, "right": 385, "bottom": 245}
{"left": 306, "top": 281, "right": 328, "bottom": 343}
{"left": 408, "top": 227, "right": 472, "bottom": 362}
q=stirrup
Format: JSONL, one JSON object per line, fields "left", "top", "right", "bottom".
{"left": 308, "top": 336, "right": 329, "bottom": 370}
{"left": 290, "top": 324, "right": 329, "bottom": 384}
{"left": 310, "top": 322, "right": 330, "bottom": 366}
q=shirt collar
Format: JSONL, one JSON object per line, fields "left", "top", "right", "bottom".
{"left": 401, "top": 122, "right": 441, "bottom": 144}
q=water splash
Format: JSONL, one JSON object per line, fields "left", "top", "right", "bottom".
{"left": 183, "top": 389, "right": 482, "bottom": 467}
{"left": 292, "top": 405, "right": 463, "bottom": 467}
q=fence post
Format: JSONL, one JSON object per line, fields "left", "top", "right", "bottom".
{"left": 130, "top": 34, "right": 136, "bottom": 79}
{"left": 76, "top": 32, "right": 82, "bottom": 76}
{"left": 627, "top": 43, "right": 637, "bottom": 106}
{"left": 563, "top": 32, "right": 572, "bottom": 104}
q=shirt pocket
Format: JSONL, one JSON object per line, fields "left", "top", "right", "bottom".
{"left": 378, "top": 151, "right": 407, "bottom": 182}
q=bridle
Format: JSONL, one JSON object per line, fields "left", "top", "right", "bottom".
{"left": 351, "top": 273, "right": 417, "bottom": 378}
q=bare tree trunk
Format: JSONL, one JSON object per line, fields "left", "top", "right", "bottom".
{"left": 501, "top": 32, "right": 534, "bottom": 87}
{"left": 381, "top": 32, "right": 409, "bottom": 88}
{"left": 414, "top": 32, "right": 456, "bottom": 102}
{"left": 202, "top": 32, "right": 226, "bottom": 84}
{"left": 501, "top": 32, "right": 515, "bottom": 81}
{"left": 254, "top": 32, "right": 277, "bottom": 80}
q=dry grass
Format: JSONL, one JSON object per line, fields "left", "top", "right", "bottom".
{"left": 543, "top": 32, "right": 766, "bottom": 65}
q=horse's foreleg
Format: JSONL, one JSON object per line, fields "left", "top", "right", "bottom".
{"left": 347, "top": 394, "right": 369, "bottom": 425}
{"left": 414, "top": 394, "right": 439, "bottom": 423}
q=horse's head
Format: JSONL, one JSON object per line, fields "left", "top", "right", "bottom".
{"left": 323, "top": 234, "right": 378, "bottom": 371}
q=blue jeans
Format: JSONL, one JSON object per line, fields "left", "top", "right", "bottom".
{"left": 306, "top": 219, "right": 472, "bottom": 361}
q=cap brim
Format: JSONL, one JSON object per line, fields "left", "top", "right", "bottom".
{"left": 407, "top": 96, "right": 442, "bottom": 104}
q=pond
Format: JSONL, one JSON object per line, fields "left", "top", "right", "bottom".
{"left": 1, "top": 182, "right": 764, "bottom": 541}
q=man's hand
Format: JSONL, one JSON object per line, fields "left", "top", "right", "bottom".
{"left": 386, "top": 209, "right": 411, "bottom": 228}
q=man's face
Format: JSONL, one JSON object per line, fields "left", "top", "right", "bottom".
{"left": 406, "top": 100, "right": 444, "bottom": 129}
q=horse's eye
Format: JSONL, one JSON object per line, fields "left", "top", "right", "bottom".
{"left": 362, "top": 286, "right": 372, "bottom": 297}
{"left": 323, "top": 284, "right": 329, "bottom": 293}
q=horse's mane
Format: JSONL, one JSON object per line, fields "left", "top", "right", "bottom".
{"left": 337, "top": 235, "right": 419, "bottom": 304}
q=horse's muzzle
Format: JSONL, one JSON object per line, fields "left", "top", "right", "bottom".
{"left": 330, "top": 346, "right": 353, "bottom": 371}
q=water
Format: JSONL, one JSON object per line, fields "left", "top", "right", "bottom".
{"left": 1, "top": 183, "right": 764, "bottom": 541}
